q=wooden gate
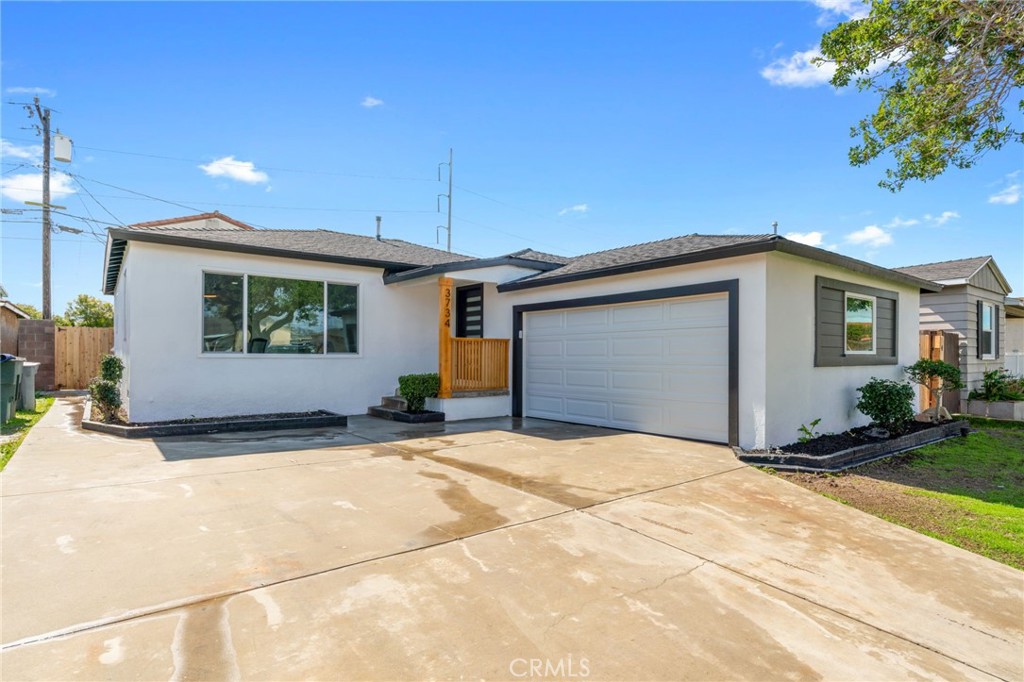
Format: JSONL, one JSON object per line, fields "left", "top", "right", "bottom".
{"left": 55, "top": 326, "right": 114, "bottom": 389}
{"left": 919, "top": 330, "right": 960, "bottom": 413}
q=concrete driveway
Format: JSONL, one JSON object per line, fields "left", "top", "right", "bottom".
{"left": 1, "top": 397, "right": 1021, "bottom": 681}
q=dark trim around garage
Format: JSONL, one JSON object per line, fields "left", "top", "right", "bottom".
{"left": 511, "top": 279, "right": 740, "bottom": 447}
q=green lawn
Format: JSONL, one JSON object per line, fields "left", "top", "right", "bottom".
{"left": 1, "top": 397, "right": 55, "bottom": 472}
{"left": 780, "top": 420, "right": 1024, "bottom": 570}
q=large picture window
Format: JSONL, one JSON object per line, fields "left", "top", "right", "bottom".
{"left": 203, "top": 272, "right": 358, "bottom": 355}
{"left": 844, "top": 293, "right": 875, "bottom": 354}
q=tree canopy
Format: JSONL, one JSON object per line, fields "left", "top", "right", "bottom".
{"left": 55, "top": 294, "right": 114, "bottom": 327}
{"left": 819, "top": 0, "right": 1024, "bottom": 191}
{"left": 13, "top": 303, "right": 42, "bottom": 320}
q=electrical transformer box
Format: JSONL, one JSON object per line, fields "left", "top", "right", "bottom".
{"left": 54, "top": 134, "right": 73, "bottom": 163}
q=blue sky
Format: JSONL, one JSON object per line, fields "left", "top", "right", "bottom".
{"left": 2, "top": 1, "right": 1021, "bottom": 315}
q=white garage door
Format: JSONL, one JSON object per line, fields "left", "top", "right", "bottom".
{"left": 523, "top": 293, "right": 729, "bottom": 443}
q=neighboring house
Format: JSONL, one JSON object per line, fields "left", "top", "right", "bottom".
{"left": 104, "top": 212, "right": 938, "bottom": 450}
{"left": 1005, "top": 297, "right": 1024, "bottom": 375}
{"left": 894, "top": 256, "right": 1013, "bottom": 406}
{"left": 0, "top": 300, "right": 31, "bottom": 356}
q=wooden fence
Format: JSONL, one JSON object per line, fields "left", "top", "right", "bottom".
{"left": 55, "top": 326, "right": 114, "bottom": 389}
{"left": 451, "top": 338, "right": 509, "bottom": 393}
{"left": 919, "top": 330, "right": 960, "bottom": 413}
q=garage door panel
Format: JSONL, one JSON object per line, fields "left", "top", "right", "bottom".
{"left": 565, "top": 369, "right": 608, "bottom": 388}
{"left": 565, "top": 308, "right": 609, "bottom": 328}
{"left": 565, "top": 399, "right": 609, "bottom": 420}
{"left": 611, "top": 370, "right": 663, "bottom": 391}
{"left": 611, "top": 336, "right": 664, "bottom": 357}
{"left": 611, "top": 303, "right": 664, "bottom": 324}
{"left": 565, "top": 339, "right": 609, "bottom": 357}
{"left": 523, "top": 293, "right": 729, "bottom": 443}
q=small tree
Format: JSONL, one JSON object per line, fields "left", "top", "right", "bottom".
{"left": 905, "top": 359, "right": 963, "bottom": 422}
{"left": 58, "top": 294, "right": 114, "bottom": 327}
{"left": 856, "top": 378, "right": 915, "bottom": 435}
{"left": 89, "top": 354, "right": 124, "bottom": 423}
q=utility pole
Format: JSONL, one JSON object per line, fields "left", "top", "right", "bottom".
{"left": 26, "top": 97, "right": 53, "bottom": 319}
{"left": 437, "top": 148, "right": 453, "bottom": 252}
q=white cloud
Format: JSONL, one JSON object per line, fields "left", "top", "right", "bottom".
{"left": 885, "top": 216, "right": 919, "bottom": 228}
{"left": 361, "top": 96, "right": 384, "bottom": 108}
{"left": 557, "top": 203, "right": 589, "bottom": 217}
{"left": 761, "top": 48, "right": 836, "bottom": 88}
{"left": 989, "top": 176, "right": 1021, "bottom": 205}
{"left": 5, "top": 86, "right": 56, "bottom": 97}
{"left": 198, "top": 156, "right": 269, "bottom": 184}
{"left": 924, "top": 210, "right": 959, "bottom": 226}
{"left": 813, "top": 0, "right": 870, "bottom": 24}
{"left": 0, "top": 171, "right": 76, "bottom": 203}
{"left": 845, "top": 224, "right": 892, "bottom": 247}
{"left": 1, "top": 139, "right": 42, "bottom": 161}
{"left": 784, "top": 231, "right": 825, "bottom": 247}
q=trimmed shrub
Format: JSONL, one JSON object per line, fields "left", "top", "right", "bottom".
{"left": 904, "top": 359, "right": 963, "bottom": 421}
{"left": 856, "top": 378, "right": 915, "bottom": 434}
{"left": 969, "top": 368, "right": 1024, "bottom": 402}
{"left": 89, "top": 378, "right": 121, "bottom": 423}
{"left": 99, "top": 354, "right": 124, "bottom": 384}
{"left": 398, "top": 373, "right": 440, "bottom": 413}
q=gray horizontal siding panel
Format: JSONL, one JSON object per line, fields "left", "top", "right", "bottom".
{"left": 815, "top": 276, "right": 899, "bottom": 367}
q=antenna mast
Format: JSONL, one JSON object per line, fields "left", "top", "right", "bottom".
{"left": 437, "top": 148, "right": 453, "bottom": 252}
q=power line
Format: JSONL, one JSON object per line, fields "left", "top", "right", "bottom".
{"left": 86, "top": 192, "right": 436, "bottom": 214}
{"left": 70, "top": 175, "right": 124, "bottom": 226}
{"left": 4, "top": 136, "right": 435, "bottom": 182}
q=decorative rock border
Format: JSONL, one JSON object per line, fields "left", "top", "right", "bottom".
{"left": 81, "top": 399, "right": 348, "bottom": 438}
{"left": 735, "top": 420, "right": 971, "bottom": 472}
{"left": 366, "top": 405, "right": 445, "bottom": 423}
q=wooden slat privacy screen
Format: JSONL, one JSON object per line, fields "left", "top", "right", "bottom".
{"left": 55, "top": 326, "right": 114, "bottom": 389}
{"left": 451, "top": 337, "right": 509, "bottom": 393}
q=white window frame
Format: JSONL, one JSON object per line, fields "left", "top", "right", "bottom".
{"left": 844, "top": 292, "right": 877, "bottom": 355}
{"left": 981, "top": 302, "right": 995, "bottom": 359}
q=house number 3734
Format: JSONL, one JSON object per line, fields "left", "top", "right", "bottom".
{"left": 443, "top": 289, "right": 452, "bottom": 327}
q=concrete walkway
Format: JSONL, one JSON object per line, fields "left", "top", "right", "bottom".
{"left": 1, "top": 396, "right": 1021, "bottom": 680}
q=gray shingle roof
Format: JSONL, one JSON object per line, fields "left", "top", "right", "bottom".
{"left": 893, "top": 256, "right": 992, "bottom": 283}
{"left": 505, "top": 248, "right": 572, "bottom": 265}
{"left": 523, "top": 234, "right": 773, "bottom": 282}
{"left": 116, "top": 226, "right": 473, "bottom": 268}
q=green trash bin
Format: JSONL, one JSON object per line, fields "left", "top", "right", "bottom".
{"left": 1, "top": 357, "right": 25, "bottom": 424}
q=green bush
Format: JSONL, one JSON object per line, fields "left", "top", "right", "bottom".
{"left": 99, "top": 354, "right": 124, "bottom": 384}
{"left": 969, "top": 368, "right": 1024, "bottom": 401}
{"left": 856, "top": 378, "right": 915, "bottom": 434}
{"left": 89, "top": 378, "right": 121, "bottom": 422}
{"left": 398, "top": 373, "right": 440, "bottom": 413}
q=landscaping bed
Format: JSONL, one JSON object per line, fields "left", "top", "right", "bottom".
{"left": 737, "top": 420, "right": 969, "bottom": 472}
{"left": 82, "top": 402, "right": 348, "bottom": 438}
{"left": 777, "top": 419, "right": 1024, "bottom": 570}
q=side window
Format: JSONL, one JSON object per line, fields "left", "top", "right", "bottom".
{"left": 815, "top": 277, "right": 897, "bottom": 367}
{"left": 844, "top": 293, "right": 876, "bottom": 354}
{"left": 979, "top": 301, "right": 998, "bottom": 359}
{"left": 203, "top": 273, "right": 244, "bottom": 352}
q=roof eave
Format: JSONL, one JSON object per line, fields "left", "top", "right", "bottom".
{"left": 106, "top": 228, "right": 431, "bottom": 277}
{"left": 496, "top": 238, "right": 942, "bottom": 293}
{"left": 382, "top": 256, "right": 562, "bottom": 285}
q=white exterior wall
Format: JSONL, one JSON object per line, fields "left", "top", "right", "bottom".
{"left": 764, "top": 252, "right": 921, "bottom": 448}
{"left": 489, "top": 254, "right": 770, "bottom": 449}
{"left": 123, "top": 242, "right": 438, "bottom": 422}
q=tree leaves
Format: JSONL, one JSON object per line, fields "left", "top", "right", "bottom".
{"left": 818, "top": 0, "right": 1024, "bottom": 191}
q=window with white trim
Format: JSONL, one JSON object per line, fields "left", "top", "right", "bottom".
{"left": 844, "top": 293, "right": 876, "bottom": 354}
{"left": 202, "top": 272, "right": 358, "bottom": 354}
{"left": 980, "top": 302, "right": 995, "bottom": 359}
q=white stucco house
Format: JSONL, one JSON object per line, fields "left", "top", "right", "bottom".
{"left": 103, "top": 212, "right": 939, "bottom": 450}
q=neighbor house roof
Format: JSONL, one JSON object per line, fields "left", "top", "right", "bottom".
{"left": 497, "top": 234, "right": 942, "bottom": 293}
{"left": 0, "top": 300, "right": 31, "bottom": 319}
{"left": 1006, "top": 297, "right": 1024, "bottom": 318}
{"left": 894, "top": 256, "right": 1011, "bottom": 292}
{"left": 103, "top": 214, "right": 472, "bottom": 294}
{"left": 126, "top": 211, "right": 256, "bottom": 231}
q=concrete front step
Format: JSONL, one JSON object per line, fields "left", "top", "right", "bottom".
{"left": 381, "top": 395, "right": 408, "bottom": 411}
{"left": 367, "top": 405, "right": 445, "bottom": 423}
